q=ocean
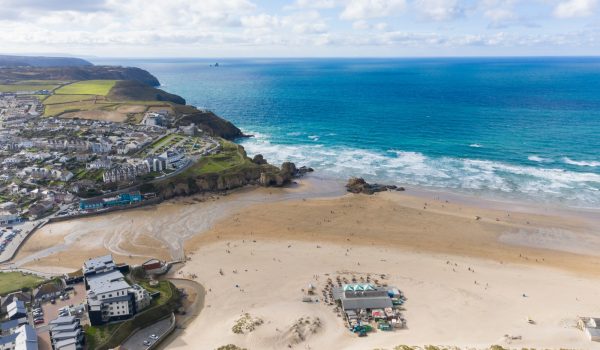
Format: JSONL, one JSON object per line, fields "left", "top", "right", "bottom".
{"left": 94, "top": 57, "right": 600, "bottom": 208}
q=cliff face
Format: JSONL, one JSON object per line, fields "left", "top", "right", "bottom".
{"left": 153, "top": 146, "right": 303, "bottom": 199}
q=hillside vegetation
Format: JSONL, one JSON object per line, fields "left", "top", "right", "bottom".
{"left": 56, "top": 80, "right": 117, "bottom": 95}
{"left": 0, "top": 55, "right": 92, "bottom": 67}
{"left": 0, "top": 271, "right": 45, "bottom": 295}
{"left": 108, "top": 80, "right": 185, "bottom": 104}
{"left": 0, "top": 81, "right": 61, "bottom": 93}
{"left": 0, "top": 66, "right": 160, "bottom": 86}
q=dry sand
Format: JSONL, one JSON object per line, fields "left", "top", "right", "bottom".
{"left": 171, "top": 240, "right": 600, "bottom": 350}
{"left": 12, "top": 178, "right": 600, "bottom": 349}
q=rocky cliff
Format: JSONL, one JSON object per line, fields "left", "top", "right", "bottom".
{"left": 153, "top": 146, "right": 309, "bottom": 199}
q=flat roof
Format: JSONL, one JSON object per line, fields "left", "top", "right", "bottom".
{"left": 83, "top": 254, "right": 115, "bottom": 273}
{"left": 49, "top": 316, "right": 77, "bottom": 326}
{"left": 87, "top": 270, "right": 130, "bottom": 295}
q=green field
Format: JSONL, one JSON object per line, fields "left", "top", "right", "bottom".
{"left": 0, "top": 83, "right": 60, "bottom": 93}
{"left": 0, "top": 271, "right": 45, "bottom": 295}
{"left": 44, "top": 94, "right": 98, "bottom": 105}
{"left": 55, "top": 80, "right": 117, "bottom": 96}
{"left": 43, "top": 101, "right": 119, "bottom": 117}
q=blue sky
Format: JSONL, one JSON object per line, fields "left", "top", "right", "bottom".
{"left": 0, "top": 0, "right": 599, "bottom": 57}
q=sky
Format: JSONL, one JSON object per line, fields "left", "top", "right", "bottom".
{"left": 0, "top": 0, "right": 599, "bottom": 57}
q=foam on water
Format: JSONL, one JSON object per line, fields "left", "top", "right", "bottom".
{"left": 563, "top": 157, "right": 600, "bottom": 167}
{"left": 240, "top": 132, "right": 600, "bottom": 207}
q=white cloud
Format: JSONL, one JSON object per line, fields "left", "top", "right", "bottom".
{"left": 415, "top": 0, "right": 464, "bottom": 21}
{"left": 352, "top": 20, "right": 390, "bottom": 30}
{"left": 554, "top": 0, "right": 598, "bottom": 18}
{"left": 340, "top": 0, "right": 406, "bottom": 20}
{"left": 241, "top": 14, "right": 281, "bottom": 28}
{"left": 287, "top": 0, "right": 338, "bottom": 9}
{"left": 0, "top": 0, "right": 599, "bottom": 56}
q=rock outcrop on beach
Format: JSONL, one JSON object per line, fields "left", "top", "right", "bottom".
{"left": 346, "top": 177, "right": 404, "bottom": 195}
{"left": 259, "top": 162, "right": 313, "bottom": 187}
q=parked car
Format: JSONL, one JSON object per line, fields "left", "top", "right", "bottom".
{"left": 34, "top": 319, "right": 44, "bottom": 325}
{"left": 143, "top": 340, "right": 151, "bottom": 346}
{"left": 150, "top": 334, "right": 159, "bottom": 340}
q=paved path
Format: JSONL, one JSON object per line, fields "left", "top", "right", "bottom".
{"left": 121, "top": 317, "right": 173, "bottom": 350}
{"left": 0, "top": 220, "right": 46, "bottom": 263}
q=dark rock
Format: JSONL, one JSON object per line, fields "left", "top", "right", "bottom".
{"left": 345, "top": 177, "right": 400, "bottom": 195}
{"left": 297, "top": 166, "right": 314, "bottom": 174}
{"left": 252, "top": 154, "right": 268, "bottom": 165}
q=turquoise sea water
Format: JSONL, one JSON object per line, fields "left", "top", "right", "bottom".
{"left": 95, "top": 58, "right": 600, "bottom": 207}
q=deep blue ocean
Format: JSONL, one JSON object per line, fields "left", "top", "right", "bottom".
{"left": 94, "top": 58, "right": 600, "bottom": 208}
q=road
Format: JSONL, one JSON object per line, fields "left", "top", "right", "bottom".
{"left": 121, "top": 316, "right": 173, "bottom": 350}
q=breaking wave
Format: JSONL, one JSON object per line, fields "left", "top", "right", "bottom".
{"left": 563, "top": 157, "right": 600, "bottom": 167}
{"left": 240, "top": 132, "right": 600, "bottom": 207}
{"left": 528, "top": 155, "right": 553, "bottom": 163}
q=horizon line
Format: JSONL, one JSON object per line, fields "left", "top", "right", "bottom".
{"left": 4, "top": 52, "right": 600, "bottom": 60}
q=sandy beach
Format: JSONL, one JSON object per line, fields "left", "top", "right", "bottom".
{"left": 11, "top": 178, "right": 600, "bottom": 349}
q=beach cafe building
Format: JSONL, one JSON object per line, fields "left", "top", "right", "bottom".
{"left": 334, "top": 284, "right": 393, "bottom": 311}
{"left": 80, "top": 192, "right": 142, "bottom": 211}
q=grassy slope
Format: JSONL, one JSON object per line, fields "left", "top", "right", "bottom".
{"left": 39, "top": 80, "right": 179, "bottom": 117}
{"left": 55, "top": 80, "right": 117, "bottom": 95}
{"left": 182, "top": 140, "right": 254, "bottom": 176}
{"left": 0, "top": 83, "right": 60, "bottom": 92}
{"left": 44, "top": 94, "right": 98, "bottom": 104}
{"left": 0, "top": 271, "right": 45, "bottom": 295}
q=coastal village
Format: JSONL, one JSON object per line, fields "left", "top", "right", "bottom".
{"left": 0, "top": 76, "right": 316, "bottom": 350}
{"left": 0, "top": 90, "right": 223, "bottom": 260}
{"left": 1, "top": 63, "right": 600, "bottom": 350}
